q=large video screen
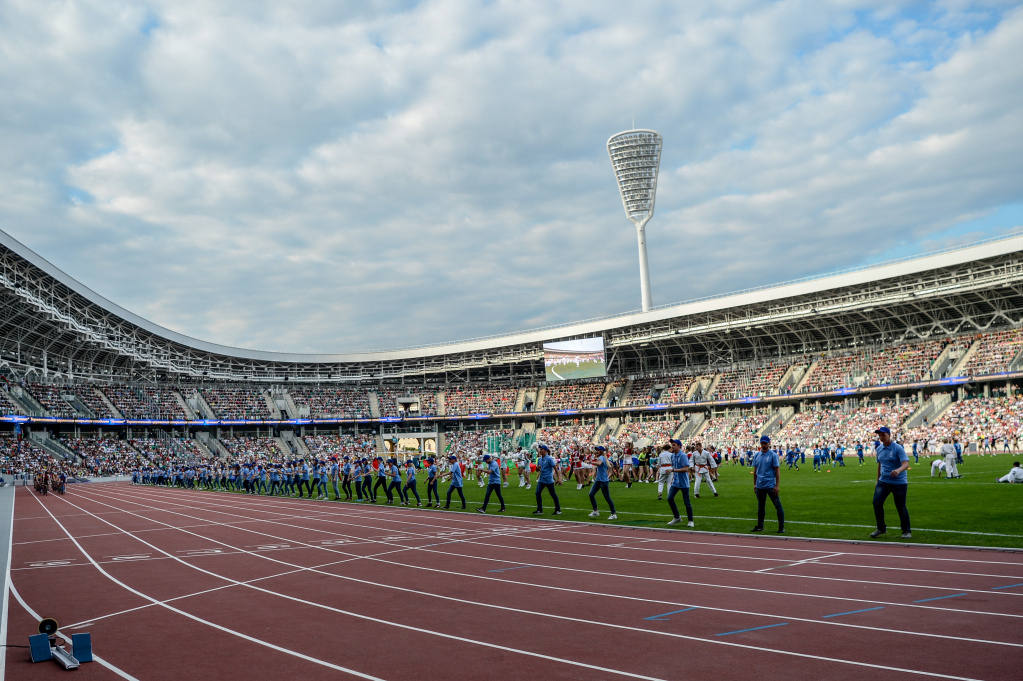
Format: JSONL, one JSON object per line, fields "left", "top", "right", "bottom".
{"left": 543, "top": 336, "right": 607, "bottom": 382}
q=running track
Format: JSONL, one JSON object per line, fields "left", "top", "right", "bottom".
{"left": 5, "top": 483, "right": 1023, "bottom": 680}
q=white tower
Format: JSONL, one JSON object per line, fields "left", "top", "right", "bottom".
{"left": 607, "top": 129, "right": 662, "bottom": 312}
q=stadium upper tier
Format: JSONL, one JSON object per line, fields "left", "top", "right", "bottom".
{"left": 2, "top": 227, "right": 1023, "bottom": 386}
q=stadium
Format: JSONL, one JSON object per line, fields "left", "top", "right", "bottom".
{"left": 3, "top": 5, "right": 1023, "bottom": 680}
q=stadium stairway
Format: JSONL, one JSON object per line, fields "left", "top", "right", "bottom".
{"left": 676, "top": 413, "right": 706, "bottom": 439}
{"left": 174, "top": 390, "right": 196, "bottom": 420}
{"left": 282, "top": 392, "right": 302, "bottom": 419}
{"left": 437, "top": 391, "right": 446, "bottom": 416}
{"left": 594, "top": 417, "right": 619, "bottom": 443}
{"left": 599, "top": 381, "right": 623, "bottom": 408}
{"left": 686, "top": 376, "right": 712, "bottom": 401}
{"left": 186, "top": 390, "right": 217, "bottom": 420}
{"left": 513, "top": 388, "right": 527, "bottom": 412}
{"left": 950, "top": 340, "right": 982, "bottom": 376}
{"left": 791, "top": 361, "right": 818, "bottom": 393}
{"left": 778, "top": 364, "right": 807, "bottom": 393}
{"left": 903, "top": 393, "right": 953, "bottom": 429}
{"left": 28, "top": 431, "right": 77, "bottom": 461}
{"left": 368, "top": 392, "right": 381, "bottom": 418}
{"left": 4, "top": 386, "right": 41, "bottom": 416}
{"left": 191, "top": 437, "right": 217, "bottom": 460}
{"left": 275, "top": 436, "right": 295, "bottom": 458}
{"left": 95, "top": 388, "right": 122, "bottom": 418}
{"left": 929, "top": 343, "right": 962, "bottom": 380}
{"left": 703, "top": 374, "right": 722, "bottom": 400}
{"left": 534, "top": 386, "right": 546, "bottom": 410}
{"left": 263, "top": 391, "right": 282, "bottom": 419}
{"left": 617, "top": 379, "right": 635, "bottom": 406}
{"left": 205, "top": 436, "right": 233, "bottom": 459}
{"left": 293, "top": 435, "right": 311, "bottom": 458}
{"left": 758, "top": 406, "right": 794, "bottom": 438}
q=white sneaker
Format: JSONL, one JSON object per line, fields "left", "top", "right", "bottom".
{"left": 524, "top": 484, "right": 531, "bottom": 489}
{"left": 667, "top": 518, "right": 681, "bottom": 526}
{"left": 687, "top": 521, "right": 695, "bottom": 527}
{"left": 588, "top": 511, "right": 599, "bottom": 518}
{"left": 608, "top": 514, "right": 617, "bottom": 520}
{"left": 577, "top": 483, "right": 583, "bottom": 490}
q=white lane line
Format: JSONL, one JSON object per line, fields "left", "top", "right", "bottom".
{"left": 123, "top": 485, "right": 1023, "bottom": 606}
{"left": 44, "top": 492, "right": 672, "bottom": 681}
{"left": 59, "top": 489, "right": 996, "bottom": 679}
{"left": 74, "top": 486, "right": 1023, "bottom": 651}
{"left": 757, "top": 553, "right": 846, "bottom": 573}
{"left": 9, "top": 582, "right": 140, "bottom": 681}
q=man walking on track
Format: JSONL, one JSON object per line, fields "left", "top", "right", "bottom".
{"left": 587, "top": 446, "right": 617, "bottom": 520}
{"left": 532, "top": 443, "right": 562, "bottom": 515}
{"left": 750, "top": 435, "right": 784, "bottom": 534}
{"left": 442, "top": 454, "right": 466, "bottom": 509}
{"left": 477, "top": 454, "right": 506, "bottom": 514}
{"left": 666, "top": 439, "right": 694, "bottom": 527}
{"left": 871, "top": 426, "right": 912, "bottom": 539}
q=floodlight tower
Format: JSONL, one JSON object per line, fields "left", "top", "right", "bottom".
{"left": 607, "top": 129, "right": 662, "bottom": 312}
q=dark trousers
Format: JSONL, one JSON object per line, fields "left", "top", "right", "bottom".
{"left": 667, "top": 485, "right": 692, "bottom": 521}
{"left": 373, "top": 476, "right": 387, "bottom": 500}
{"left": 446, "top": 484, "right": 466, "bottom": 508}
{"left": 363, "top": 477, "right": 375, "bottom": 500}
{"left": 341, "top": 479, "right": 353, "bottom": 498}
{"left": 427, "top": 479, "right": 439, "bottom": 504}
{"left": 385, "top": 480, "right": 402, "bottom": 503}
{"left": 534, "top": 482, "right": 560, "bottom": 512}
{"left": 481, "top": 483, "right": 505, "bottom": 510}
{"left": 308, "top": 478, "right": 319, "bottom": 498}
{"left": 755, "top": 488, "right": 784, "bottom": 529}
{"left": 296, "top": 479, "right": 310, "bottom": 497}
{"left": 873, "top": 482, "right": 910, "bottom": 533}
{"left": 403, "top": 480, "right": 420, "bottom": 503}
{"left": 588, "top": 481, "right": 615, "bottom": 513}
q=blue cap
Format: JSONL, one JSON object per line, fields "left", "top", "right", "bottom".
{"left": 594, "top": 445, "right": 606, "bottom": 452}
{"left": 760, "top": 435, "right": 771, "bottom": 444}
{"left": 483, "top": 454, "right": 492, "bottom": 460}
{"left": 537, "top": 443, "right": 550, "bottom": 452}
{"left": 670, "top": 439, "right": 682, "bottom": 447}
{"left": 447, "top": 454, "right": 457, "bottom": 459}
{"left": 875, "top": 426, "right": 891, "bottom": 435}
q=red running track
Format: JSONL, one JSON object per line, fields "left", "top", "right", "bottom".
{"left": 5, "top": 483, "right": 1023, "bottom": 680}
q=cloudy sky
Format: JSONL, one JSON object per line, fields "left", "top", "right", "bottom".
{"left": 2, "top": 0, "right": 1021, "bottom": 353}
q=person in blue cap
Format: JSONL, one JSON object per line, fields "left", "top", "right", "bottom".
{"left": 402, "top": 460, "right": 421, "bottom": 506}
{"left": 587, "top": 445, "right": 617, "bottom": 520}
{"left": 441, "top": 454, "right": 466, "bottom": 509}
{"left": 476, "top": 453, "right": 506, "bottom": 513}
{"left": 385, "top": 458, "right": 404, "bottom": 504}
{"left": 425, "top": 457, "right": 439, "bottom": 507}
{"left": 666, "top": 440, "right": 694, "bottom": 527}
{"left": 750, "top": 435, "right": 784, "bottom": 533}
{"left": 871, "top": 426, "right": 911, "bottom": 539}
{"left": 532, "top": 443, "right": 562, "bottom": 515}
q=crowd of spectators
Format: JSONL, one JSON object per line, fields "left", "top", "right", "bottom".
{"left": 219, "top": 436, "right": 285, "bottom": 462}
{"left": 906, "top": 394, "right": 1022, "bottom": 451}
{"left": 442, "top": 386, "right": 518, "bottom": 415}
{"left": 536, "top": 423, "right": 596, "bottom": 446}
{"left": 444, "top": 429, "right": 515, "bottom": 456}
{"left": 700, "top": 412, "right": 770, "bottom": 449}
{"left": 542, "top": 382, "right": 607, "bottom": 410}
{"left": 27, "top": 383, "right": 80, "bottom": 418}
{"left": 375, "top": 389, "right": 440, "bottom": 417}
{"left": 288, "top": 387, "right": 373, "bottom": 419}
{"left": 711, "top": 363, "right": 788, "bottom": 400}
{"left": 202, "top": 388, "right": 270, "bottom": 420}
{"left": 616, "top": 419, "right": 680, "bottom": 443}
{"left": 61, "top": 437, "right": 151, "bottom": 475}
{"left": 304, "top": 433, "right": 377, "bottom": 458}
{"left": 961, "top": 329, "right": 1023, "bottom": 377}
{"left": 72, "top": 386, "right": 116, "bottom": 418}
{"left": 0, "top": 433, "right": 71, "bottom": 477}
{"left": 129, "top": 437, "right": 208, "bottom": 461}
{"left": 777, "top": 399, "right": 918, "bottom": 448}
{"left": 104, "top": 385, "right": 186, "bottom": 420}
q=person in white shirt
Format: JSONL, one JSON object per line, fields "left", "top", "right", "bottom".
{"left": 930, "top": 458, "right": 949, "bottom": 478}
{"left": 691, "top": 445, "right": 718, "bottom": 498}
{"left": 940, "top": 438, "right": 960, "bottom": 479}
{"left": 655, "top": 444, "right": 673, "bottom": 500}
{"left": 997, "top": 461, "right": 1023, "bottom": 483}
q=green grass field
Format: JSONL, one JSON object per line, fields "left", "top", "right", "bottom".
{"left": 264, "top": 454, "right": 1023, "bottom": 549}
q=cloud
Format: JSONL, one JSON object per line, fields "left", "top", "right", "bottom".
{"left": 0, "top": 1, "right": 1020, "bottom": 353}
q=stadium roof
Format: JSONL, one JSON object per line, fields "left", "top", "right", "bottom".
{"left": 1, "top": 228, "right": 1022, "bottom": 382}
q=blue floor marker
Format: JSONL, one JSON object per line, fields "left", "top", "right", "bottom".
{"left": 914, "top": 593, "right": 968, "bottom": 603}
{"left": 992, "top": 582, "right": 1023, "bottom": 590}
{"left": 644, "top": 607, "right": 699, "bottom": 621}
{"left": 487, "top": 565, "right": 534, "bottom": 573}
{"left": 716, "top": 623, "right": 788, "bottom": 636}
{"left": 822, "top": 606, "right": 885, "bottom": 618}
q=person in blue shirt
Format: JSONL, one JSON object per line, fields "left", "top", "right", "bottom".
{"left": 954, "top": 439, "right": 963, "bottom": 465}
{"left": 402, "top": 460, "right": 421, "bottom": 506}
{"left": 385, "top": 458, "right": 404, "bottom": 504}
{"left": 587, "top": 446, "right": 617, "bottom": 520}
{"left": 340, "top": 457, "right": 352, "bottom": 500}
{"left": 836, "top": 445, "right": 845, "bottom": 467}
{"left": 856, "top": 442, "right": 865, "bottom": 465}
{"left": 442, "top": 454, "right": 466, "bottom": 509}
{"left": 751, "top": 435, "right": 784, "bottom": 533}
{"left": 373, "top": 457, "right": 388, "bottom": 502}
{"left": 476, "top": 454, "right": 506, "bottom": 513}
{"left": 532, "top": 443, "right": 562, "bottom": 515}
{"left": 912, "top": 440, "right": 919, "bottom": 463}
{"left": 666, "top": 440, "right": 693, "bottom": 527}
{"left": 425, "top": 458, "right": 439, "bottom": 507}
{"left": 812, "top": 446, "right": 821, "bottom": 472}
{"left": 352, "top": 459, "right": 364, "bottom": 501}
{"left": 871, "top": 426, "right": 911, "bottom": 539}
